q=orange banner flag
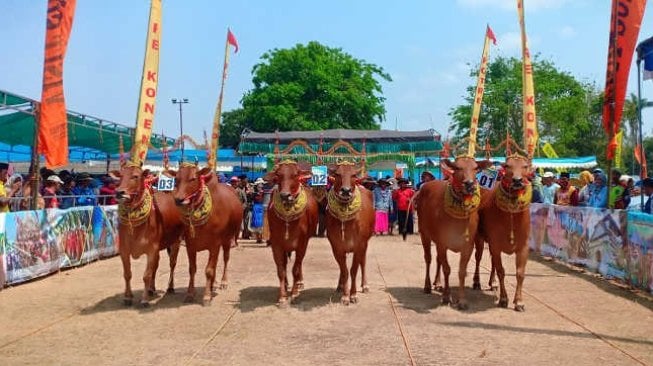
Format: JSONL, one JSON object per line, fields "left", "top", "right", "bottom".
{"left": 635, "top": 144, "right": 648, "bottom": 178}
{"left": 39, "top": 0, "right": 77, "bottom": 168}
{"left": 467, "top": 25, "right": 496, "bottom": 157}
{"left": 602, "top": 0, "right": 647, "bottom": 158}
{"left": 517, "top": 0, "right": 538, "bottom": 158}
{"left": 208, "top": 28, "right": 239, "bottom": 169}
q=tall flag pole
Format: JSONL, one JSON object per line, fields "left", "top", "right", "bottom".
{"left": 39, "top": 0, "right": 77, "bottom": 168}
{"left": 467, "top": 25, "right": 497, "bottom": 157}
{"left": 517, "top": 0, "right": 538, "bottom": 158}
{"left": 208, "top": 28, "right": 239, "bottom": 169}
{"left": 131, "top": 0, "right": 162, "bottom": 165}
{"left": 119, "top": 135, "right": 125, "bottom": 165}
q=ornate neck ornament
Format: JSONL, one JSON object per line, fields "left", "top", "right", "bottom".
{"left": 179, "top": 185, "right": 213, "bottom": 238}
{"left": 272, "top": 186, "right": 308, "bottom": 239}
{"left": 443, "top": 182, "right": 481, "bottom": 219}
{"left": 327, "top": 187, "right": 363, "bottom": 240}
{"left": 118, "top": 189, "right": 153, "bottom": 233}
{"left": 495, "top": 182, "right": 532, "bottom": 214}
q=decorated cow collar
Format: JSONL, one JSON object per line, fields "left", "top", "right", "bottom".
{"left": 443, "top": 182, "right": 481, "bottom": 219}
{"left": 271, "top": 186, "right": 309, "bottom": 240}
{"left": 118, "top": 188, "right": 153, "bottom": 233}
{"left": 495, "top": 181, "right": 532, "bottom": 214}
{"left": 179, "top": 185, "right": 213, "bottom": 238}
{"left": 326, "top": 186, "right": 362, "bottom": 222}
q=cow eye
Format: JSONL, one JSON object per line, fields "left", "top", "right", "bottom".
{"left": 131, "top": 175, "right": 139, "bottom": 180}
{"left": 189, "top": 177, "right": 197, "bottom": 182}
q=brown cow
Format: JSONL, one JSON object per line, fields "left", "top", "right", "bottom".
{"left": 114, "top": 163, "right": 184, "bottom": 307}
{"left": 326, "top": 162, "right": 374, "bottom": 305}
{"left": 415, "top": 156, "right": 491, "bottom": 309}
{"left": 476, "top": 155, "right": 532, "bottom": 311}
{"left": 265, "top": 160, "right": 318, "bottom": 306}
{"left": 168, "top": 163, "right": 243, "bottom": 305}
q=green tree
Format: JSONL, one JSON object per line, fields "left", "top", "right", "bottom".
{"left": 241, "top": 41, "right": 391, "bottom": 132}
{"left": 448, "top": 56, "right": 602, "bottom": 157}
{"left": 219, "top": 108, "right": 248, "bottom": 148}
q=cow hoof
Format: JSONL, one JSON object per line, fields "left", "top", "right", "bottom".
{"left": 498, "top": 299, "right": 508, "bottom": 308}
{"left": 166, "top": 287, "right": 175, "bottom": 294}
{"left": 472, "top": 283, "right": 482, "bottom": 291}
{"left": 278, "top": 299, "right": 289, "bottom": 308}
{"left": 457, "top": 302, "right": 469, "bottom": 311}
{"left": 362, "top": 286, "right": 369, "bottom": 294}
{"left": 515, "top": 304, "right": 525, "bottom": 312}
{"left": 147, "top": 289, "right": 155, "bottom": 297}
{"left": 341, "top": 297, "right": 350, "bottom": 306}
{"left": 441, "top": 297, "right": 450, "bottom": 305}
{"left": 123, "top": 298, "right": 133, "bottom": 306}
{"left": 491, "top": 285, "right": 498, "bottom": 291}
{"left": 423, "top": 287, "right": 432, "bottom": 294}
{"left": 202, "top": 298, "right": 212, "bottom": 306}
{"left": 183, "top": 295, "right": 195, "bottom": 303}
{"left": 434, "top": 285, "right": 444, "bottom": 293}
{"left": 297, "top": 282, "right": 305, "bottom": 291}
{"left": 140, "top": 301, "right": 150, "bottom": 308}
{"left": 350, "top": 295, "right": 358, "bottom": 304}
{"left": 219, "top": 282, "right": 228, "bottom": 290}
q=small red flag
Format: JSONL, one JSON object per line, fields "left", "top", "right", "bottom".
{"left": 486, "top": 25, "right": 497, "bottom": 45}
{"left": 227, "top": 29, "right": 239, "bottom": 53}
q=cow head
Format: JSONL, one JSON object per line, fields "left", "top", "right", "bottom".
{"left": 443, "top": 156, "right": 491, "bottom": 195}
{"left": 114, "top": 162, "right": 151, "bottom": 205}
{"left": 501, "top": 155, "right": 532, "bottom": 192}
{"left": 167, "top": 163, "right": 213, "bottom": 206}
{"left": 328, "top": 161, "right": 362, "bottom": 202}
{"left": 265, "top": 160, "right": 311, "bottom": 204}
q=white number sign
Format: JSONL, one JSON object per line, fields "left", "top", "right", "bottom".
{"left": 157, "top": 174, "right": 175, "bottom": 191}
{"left": 476, "top": 168, "right": 497, "bottom": 190}
{"left": 311, "top": 166, "right": 328, "bottom": 186}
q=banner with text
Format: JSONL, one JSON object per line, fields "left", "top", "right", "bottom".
{"left": 517, "top": 0, "right": 539, "bottom": 158}
{"left": 468, "top": 25, "right": 496, "bottom": 157}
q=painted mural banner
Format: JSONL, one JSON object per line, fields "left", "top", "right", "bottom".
{"left": 0, "top": 205, "right": 119, "bottom": 287}
{"left": 625, "top": 212, "right": 653, "bottom": 293}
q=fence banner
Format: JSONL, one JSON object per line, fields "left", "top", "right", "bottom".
{"left": 625, "top": 211, "right": 653, "bottom": 292}
{"left": 1, "top": 206, "right": 118, "bottom": 286}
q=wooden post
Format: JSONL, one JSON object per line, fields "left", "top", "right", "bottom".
{"left": 30, "top": 102, "right": 41, "bottom": 210}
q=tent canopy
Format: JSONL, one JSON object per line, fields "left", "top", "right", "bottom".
{"left": 416, "top": 156, "right": 598, "bottom": 169}
{"left": 0, "top": 89, "right": 175, "bottom": 161}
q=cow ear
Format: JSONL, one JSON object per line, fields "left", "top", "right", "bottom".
{"left": 476, "top": 160, "right": 492, "bottom": 171}
{"left": 142, "top": 169, "right": 152, "bottom": 178}
{"left": 440, "top": 160, "right": 454, "bottom": 176}
{"left": 354, "top": 165, "right": 363, "bottom": 177}
{"left": 299, "top": 169, "right": 313, "bottom": 181}
{"left": 327, "top": 164, "right": 337, "bottom": 175}
{"left": 442, "top": 158, "right": 456, "bottom": 170}
{"left": 110, "top": 170, "right": 122, "bottom": 179}
{"left": 163, "top": 170, "right": 176, "bottom": 178}
{"left": 198, "top": 167, "right": 213, "bottom": 182}
{"left": 263, "top": 172, "right": 277, "bottom": 183}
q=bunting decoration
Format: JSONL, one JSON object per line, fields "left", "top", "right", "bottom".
{"left": 131, "top": 0, "right": 162, "bottom": 165}
{"left": 208, "top": 28, "right": 239, "bottom": 169}
{"left": 467, "top": 25, "right": 497, "bottom": 157}
{"left": 602, "top": 0, "right": 647, "bottom": 159}
{"left": 517, "top": 0, "right": 538, "bottom": 158}
{"left": 39, "top": 0, "right": 77, "bottom": 168}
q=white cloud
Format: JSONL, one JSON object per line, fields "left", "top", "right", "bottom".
{"left": 557, "top": 25, "right": 577, "bottom": 39}
{"left": 456, "top": 0, "right": 570, "bottom": 11}
{"left": 497, "top": 31, "right": 522, "bottom": 52}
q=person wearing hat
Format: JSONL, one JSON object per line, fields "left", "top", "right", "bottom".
{"left": 237, "top": 174, "right": 253, "bottom": 240}
{"left": 392, "top": 178, "right": 415, "bottom": 236}
{"left": 248, "top": 177, "right": 266, "bottom": 243}
{"left": 417, "top": 171, "right": 435, "bottom": 190}
{"left": 373, "top": 178, "right": 392, "bottom": 235}
{"left": 72, "top": 172, "right": 97, "bottom": 206}
{"left": 0, "top": 163, "right": 22, "bottom": 212}
{"left": 58, "top": 174, "right": 76, "bottom": 209}
{"left": 99, "top": 175, "right": 119, "bottom": 206}
{"left": 229, "top": 176, "right": 239, "bottom": 188}
{"left": 554, "top": 172, "right": 578, "bottom": 206}
{"left": 642, "top": 178, "right": 653, "bottom": 214}
{"left": 541, "top": 172, "right": 559, "bottom": 205}
{"left": 588, "top": 170, "right": 608, "bottom": 208}
{"left": 577, "top": 170, "right": 594, "bottom": 206}
{"left": 43, "top": 175, "right": 64, "bottom": 209}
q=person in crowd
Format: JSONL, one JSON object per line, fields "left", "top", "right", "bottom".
{"left": 43, "top": 175, "right": 63, "bottom": 209}
{"left": 361, "top": 177, "right": 376, "bottom": 191}
{"left": 642, "top": 178, "right": 653, "bottom": 214}
{"left": 237, "top": 174, "right": 252, "bottom": 240}
{"left": 6, "top": 174, "right": 25, "bottom": 212}
{"left": 577, "top": 170, "right": 594, "bottom": 206}
{"left": 554, "top": 172, "right": 578, "bottom": 206}
{"left": 58, "top": 174, "right": 76, "bottom": 209}
{"left": 387, "top": 177, "right": 398, "bottom": 235}
{"left": 0, "top": 163, "right": 21, "bottom": 213}
{"left": 229, "top": 176, "right": 239, "bottom": 189}
{"left": 73, "top": 172, "right": 97, "bottom": 206}
{"left": 417, "top": 171, "right": 435, "bottom": 190}
{"left": 588, "top": 169, "right": 608, "bottom": 208}
{"left": 373, "top": 178, "right": 392, "bottom": 235}
{"left": 99, "top": 175, "right": 119, "bottom": 205}
{"left": 392, "top": 178, "right": 415, "bottom": 236}
{"left": 531, "top": 175, "right": 544, "bottom": 203}
{"left": 541, "top": 171, "right": 559, "bottom": 204}
{"left": 249, "top": 178, "right": 266, "bottom": 243}
{"left": 617, "top": 175, "right": 632, "bottom": 209}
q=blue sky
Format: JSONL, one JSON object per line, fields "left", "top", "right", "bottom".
{"left": 1, "top": 0, "right": 652, "bottom": 144}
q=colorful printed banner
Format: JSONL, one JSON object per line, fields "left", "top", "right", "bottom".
{"left": 38, "top": 0, "right": 77, "bottom": 168}
{"left": 517, "top": 0, "right": 539, "bottom": 158}
{"left": 468, "top": 26, "right": 496, "bottom": 157}
{"left": 602, "top": 0, "right": 647, "bottom": 159}
{"left": 0, "top": 206, "right": 118, "bottom": 287}
{"left": 614, "top": 130, "right": 624, "bottom": 168}
{"left": 208, "top": 28, "right": 239, "bottom": 168}
{"left": 131, "top": 0, "right": 162, "bottom": 164}
{"left": 625, "top": 212, "right": 653, "bottom": 292}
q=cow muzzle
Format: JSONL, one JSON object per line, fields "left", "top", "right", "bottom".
{"left": 463, "top": 180, "right": 475, "bottom": 195}
{"left": 116, "top": 190, "right": 131, "bottom": 202}
{"left": 279, "top": 191, "right": 294, "bottom": 203}
{"left": 175, "top": 197, "right": 190, "bottom": 206}
{"left": 336, "top": 187, "right": 354, "bottom": 201}
{"left": 511, "top": 177, "right": 525, "bottom": 189}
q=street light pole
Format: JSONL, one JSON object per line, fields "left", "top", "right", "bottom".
{"left": 172, "top": 98, "right": 189, "bottom": 161}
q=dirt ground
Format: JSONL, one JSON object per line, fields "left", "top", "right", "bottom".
{"left": 0, "top": 234, "right": 652, "bottom": 366}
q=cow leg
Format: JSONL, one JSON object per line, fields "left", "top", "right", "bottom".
{"left": 473, "top": 237, "right": 483, "bottom": 290}
{"left": 513, "top": 244, "right": 529, "bottom": 312}
{"left": 437, "top": 245, "right": 451, "bottom": 305}
{"left": 420, "top": 232, "right": 432, "bottom": 294}
{"left": 360, "top": 249, "right": 369, "bottom": 293}
{"left": 120, "top": 251, "right": 133, "bottom": 306}
{"left": 290, "top": 244, "right": 307, "bottom": 302}
{"left": 148, "top": 249, "right": 160, "bottom": 296}
{"left": 167, "top": 241, "right": 181, "bottom": 294}
{"left": 141, "top": 250, "right": 159, "bottom": 307}
{"left": 456, "top": 244, "right": 473, "bottom": 310}
{"left": 335, "top": 253, "right": 350, "bottom": 305}
{"left": 219, "top": 242, "right": 230, "bottom": 289}
{"left": 272, "top": 245, "right": 289, "bottom": 307}
{"left": 433, "top": 256, "right": 443, "bottom": 292}
{"left": 203, "top": 249, "right": 219, "bottom": 306}
{"left": 184, "top": 249, "right": 197, "bottom": 303}
{"left": 349, "top": 252, "right": 361, "bottom": 304}
{"left": 491, "top": 248, "right": 508, "bottom": 308}
{"left": 489, "top": 260, "right": 497, "bottom": 290}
